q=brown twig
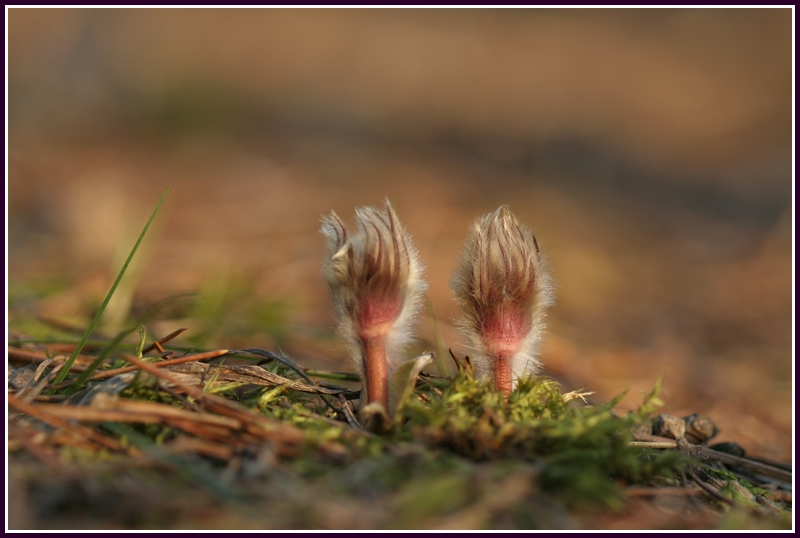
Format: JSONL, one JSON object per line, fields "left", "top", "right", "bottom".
{"left": 629, "top": 441, "right": 678, "bottom": 449}
{"left": 122, "top": 354, "right": 308, "bottom": 456}
{"left": 687, "top": 467, "right": 736, "bottom": 507}
{"left": 35, "top": 397, "right": 244, "bottom": 430}
{"left": 337, "top": 393, "right": 364, "bottom": 430}
{"left": 15, "top": 361, "right": 66, "bottom": 403}
{"left": 32, "top": 394, "right": 68, "bottom": 403}
{"left": 165, "top": 362, "right": 358, "bottom": 397}
{"left": 141, "top": 327, "right": 188, "bottom": 354}
{"left": 167, "top": 435, "right": 234, "bottom": 460}
{"left": 8, "top": 393, "right": 129, "bottom": 453}
{"left": 8, "top": 424, "right": 70, "bottom": 472}
{"left": 755, "top": 494, "right": 785, "bottom": 515}
{"left": 46, "top": 349, "right": 230, "bottom": 390}
{"left": 8, "top": 348, "right": 88, "bottom": 371}
{"left": 632, "top": 432, "right": 792, "bottom": 483}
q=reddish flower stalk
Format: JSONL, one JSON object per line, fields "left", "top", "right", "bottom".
{"left": 320, "top": 201, "right": 426, "bottom": 423}
{"left": 452, "top": 206, "right": 554, "bottom": 395}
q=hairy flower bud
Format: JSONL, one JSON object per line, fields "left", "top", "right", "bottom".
{"left": 452, "top": 206, "right": 554, "bottom": 395}
{"left": 321, "top": 200, "right": 426, "bottom": 426}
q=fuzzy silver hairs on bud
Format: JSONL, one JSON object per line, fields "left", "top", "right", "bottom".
{"left": 451, "top": 206, "right": 554, "bottom": 395}
{"left": 321, "top": 200, "right": 426, "bottom": 429}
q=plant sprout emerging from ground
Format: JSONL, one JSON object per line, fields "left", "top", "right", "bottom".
{"left": 452, "top": 206, "right": 554, "bottom": 396}
{"left": 320, "top": 200, "right": 427, "bottom": 431}
{"left": 8, "top": 193, "right": 791, "bottom": 529}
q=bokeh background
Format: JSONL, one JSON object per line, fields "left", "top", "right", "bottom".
{"left": 8, "top": 8, "right": 793, "bottom": 460}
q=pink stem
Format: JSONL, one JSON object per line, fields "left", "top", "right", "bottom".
{"left": 492, "top": 351, "right": 514, "bottom": 396}
{"left": 362, "top": 335, "right": 389, "bottom": 410}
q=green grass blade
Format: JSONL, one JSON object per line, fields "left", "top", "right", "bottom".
{"left": 135, "top": 324, "right": 147, "bottom": 359}
{"left": 53, "top": 186, "right": 171, "bottom": 383}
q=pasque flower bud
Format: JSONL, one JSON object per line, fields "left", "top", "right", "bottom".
{"left": 452, "top": 206, "right": 554, "bottom": 395}
{"left": 321, "top": 201, "right": 426, "bottom": 428}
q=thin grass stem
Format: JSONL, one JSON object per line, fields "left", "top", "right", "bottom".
{"left": 53, "top": 186, "right": 170, "bottom": 383}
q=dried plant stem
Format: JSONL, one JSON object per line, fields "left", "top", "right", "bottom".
{"left": 16, "top": 362, "right": 66, "bottom": 403}
{"left": 8, "top": 424, "right": 70, "bottom": 471}
{"left": 687, "top": 468, "right": 736, "bottom": 507}
{"left": 337, "top": 393, "right": 364, "bottom": 430}
{"left": 142, "top": 327, "right": 188, "bottom": 354}
{"left": 8, "top": 348, "right": 89, "bottom": 370}
{"left": 8, "top": 393, "right": 128, "bottom": 453}
{"left": 633, "top": 432, "right": 792, "bottom": 483}
{"left": 33, "top": 398, "right": 243, "bottom": 430}
{"left": 121, "top": 354, "right": 313, "bottom": 456}
{"left": 629, "top": 441, "right": 679, "bottom": 449}
{"left": 47, "top": 349, "right": 230, "bottom": 390}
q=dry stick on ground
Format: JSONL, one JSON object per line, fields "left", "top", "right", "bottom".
{"left": 337, "top": 393, "right": 364, "bottom": 430}
{"left": 8, "top": 348, "right": 89, "bottom": 370}
{"left": 754, "top": 494, "right": 785, "bottom": 515}
{"left": 12, "top": 420, "right": 117, "bottom": 454}
{"left": 8, "top": 393, "right": 129, "bottom": 453}
{"left": 632, "top": 433, "right": 792, "bottom": 483}
{"left": 165, "top": 362, "right": 358, "bottom": 397}
{"left": 121, "top": 354, "right": 320, "bottom": 458}
{"left": 15, "top": 361, "right": 66, "bottom": 403}
{"left": 27, "top": 397, "right": 258, "bottom": 454}
{"left": 35, "top": 397, "right": 244, "bottom": 430}
{"left": 45, "top": 349, "right": 231, "bottom": 390}
{"left": 141, "top": 327, "right": 188, "bottom": 355}
{"left": 15, "top": 344, "right": 356, "bottom": 405}
{"left": 167, "top": 436, "right": 234, "bottom": 460}
{"left": 233, "top": 348, "right": 360, "bottom": 419}
{"left": 32, "top": 395, "right": 67, "bottom": 403}
{"left": 13, "top": 349, "right": 298, "bottom": 455}
{"left": 629, "top": 441, "right": 678, "bottom": 449}
{"left": 8, "top": 424, "right": 72, "bottom": 472}
{"left": 686, "top": 467, "right": 736, "bottom": 507}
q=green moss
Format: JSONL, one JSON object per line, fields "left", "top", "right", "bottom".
{"left": 392, "top": 372, "right": 688, "bottom": 509}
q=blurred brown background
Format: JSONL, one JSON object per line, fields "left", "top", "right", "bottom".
{"left": 8, "top": 9, "right": 792, "bottom": 460}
